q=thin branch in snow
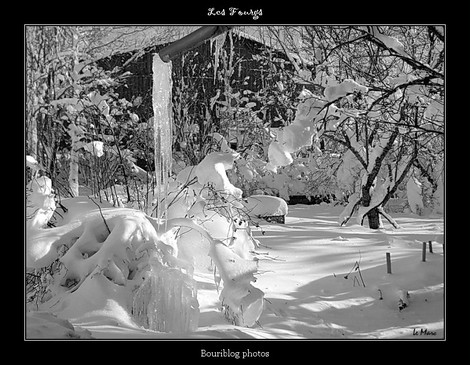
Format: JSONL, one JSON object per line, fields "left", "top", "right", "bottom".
{"left": 88, "top": 195, "right": 111, "bottom": 235}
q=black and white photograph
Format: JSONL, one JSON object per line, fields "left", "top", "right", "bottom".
{"left": 25, "top": 24, "right": 445, "bottom": 342}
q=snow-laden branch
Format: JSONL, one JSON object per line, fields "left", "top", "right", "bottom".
{"left": 363, "top": 27, "right": 444, "bottom": 80}
{"left": 361, "top": 75, "right": 438, "bottom": 117}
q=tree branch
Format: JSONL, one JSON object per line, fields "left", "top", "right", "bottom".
{"left": 362, "top": 75, "right": 437, "bottom": 116}
{"left": 363, "top": 31, "right": 444, "bottom": 79}
{"left": 428, "top": 26, "right": 444, "bottom": 43}
{"left": 322, "top": 131, "right": 368, "bottom": 170}
{"left": 88, "top": 195, "right": 111, "bottom": 235}
{"left": 365, "top": 126, "right": 400, "bottom": 189}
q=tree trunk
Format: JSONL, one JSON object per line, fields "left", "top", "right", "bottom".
{"left": 361, "top": 185, "right": 382, "bottom": 229}
{"left": 69, "top": 145, "right": 80, "bottom": 197}
{"left": 68, "top": 123, "right": 82, "bottom": 197}
{"left": 366, "top": 207, "right": 381, "bottom": 229}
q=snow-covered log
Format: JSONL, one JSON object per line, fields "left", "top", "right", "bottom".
{"left": 241, "top": 195, "right": 288, "bottom": 224}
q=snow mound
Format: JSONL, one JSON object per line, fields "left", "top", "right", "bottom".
{"left": 331, "top": 236, "right": 348, "bottom": 241}
{"left": 242, "top": 195, "right": 288, "bottom": 218}
{"left": 26, "top": 311, "right": 93, "bottom": 339}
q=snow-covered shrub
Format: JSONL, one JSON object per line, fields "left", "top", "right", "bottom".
{"left": 210, "top": 240, "right": 263, "bottom": 327}
{"left": 26, "top": 196, "right": 201, "bottom": 333}
{"left": 27, "top": 145, "right": 266, "bottom": 334}
{"left": 27, "top": 175, "right": 56, "bottom": 230}
{"left": 165, "top": 150, "right": 266, "bottom": 326}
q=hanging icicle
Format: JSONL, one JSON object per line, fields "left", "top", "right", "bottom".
{"left": 210, "top": 32, "right": 227, "bottom": 82}
{"left": 152, "top": 54, "right": 173, "bottom": 222}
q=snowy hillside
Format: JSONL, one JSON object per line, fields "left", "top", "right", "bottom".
{"left": 26, "top": 203, "right": 444, "bottom": 339}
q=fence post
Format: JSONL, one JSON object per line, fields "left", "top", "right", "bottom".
{"left": 428, "top": 240, "right": 433, "bottom": 253}
{"left": 386, "top": 252, "right": 392, "bottom": 274}
{"left": 422, "top": 242, "right": 427, "bottom": 262}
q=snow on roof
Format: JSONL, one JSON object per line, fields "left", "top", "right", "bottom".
{"left": 95, "top": 26, "right": 279, "bottom": 60}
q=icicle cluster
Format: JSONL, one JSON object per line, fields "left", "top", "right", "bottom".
{"left": 210, "top": 32, "right": 227, "bottom": 82}
{"left": 152, "top": 54, "right": 173, "bottom": 222}
{"left": 132, "top": 262, "right": 199, "bottom": 333}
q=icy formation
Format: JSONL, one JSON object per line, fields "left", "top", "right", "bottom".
{"left": 132, "top": 261, "right": 199, "bottom": 333}
{"left": 210, "top": 32, "right": 227, "bottom": 82}
{"left": 152, "top": 54, "right": 173, "bottom": 221}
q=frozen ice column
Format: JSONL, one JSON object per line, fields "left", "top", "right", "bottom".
{"left": 152, "top": 54, "right": 173, "bottom": 221}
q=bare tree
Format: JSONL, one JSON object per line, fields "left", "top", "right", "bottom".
{"left": 259, "top": 25, "right": 444, "bottom": 228}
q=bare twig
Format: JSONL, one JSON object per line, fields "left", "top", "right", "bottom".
{"left": 88, "top": 195, "right": 111, "bottom": 234}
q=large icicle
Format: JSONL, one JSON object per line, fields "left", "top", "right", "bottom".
{"left": 210, "top": 32, "right": 227, "bottom": 82}
{"left": 152, "top": 54, "right": 173, "bottom": 222}
{"left": 132, "top": 259, "right": 199, "bottom": 333}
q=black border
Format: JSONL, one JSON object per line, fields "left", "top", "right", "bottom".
{"left": 16, "top": 2, "right": 468, "bottom": 361}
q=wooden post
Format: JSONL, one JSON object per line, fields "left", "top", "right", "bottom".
{"left": 386, "top": 252, "right": 392, "bottom": 274}
{"left": 422, "top": 242, "right": 427, "bottom": 262}
{"left": 428, "top": 240, "right": 433, "bottom": 253}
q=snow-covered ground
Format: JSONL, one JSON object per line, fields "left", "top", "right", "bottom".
{"left": 26, "top": 203, "right": 444, "bottom": 339}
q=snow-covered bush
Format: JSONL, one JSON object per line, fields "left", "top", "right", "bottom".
{"left": 26, "top": 196, "right": 202, "bottom": 333}
{"left": 170, "top": 151, "right": 266, "bottom": 326}
{"left": 27, "top": 145, "right": 267, "bottom": 334}
{"left": 27, "top": 174, "right": 56, "bottom": 230}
